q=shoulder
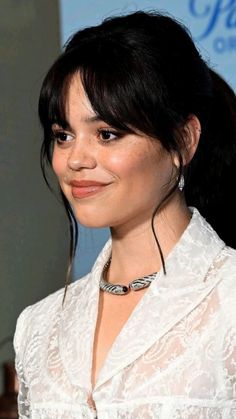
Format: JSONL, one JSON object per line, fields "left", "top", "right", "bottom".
{"left": 217, "top": 245, "right": 236, "bottom": 288}
{"left": 214, "top": 245, "right": 236, "bottom": 321}
{"left": 14, "top": 273, "right": 91, "bottom": 354}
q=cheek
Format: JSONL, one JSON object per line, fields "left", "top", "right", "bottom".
{"left": 52, "top": 150, "right": 66, "bottom": 179}
{"left": 106, "top": 150, "right": 149, "bottom": 178}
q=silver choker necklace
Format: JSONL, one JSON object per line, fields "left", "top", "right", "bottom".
{"left": 100, "top": 258, "right": 158, "bottom": 295}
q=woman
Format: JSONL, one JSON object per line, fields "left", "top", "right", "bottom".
{"left": 14, "top": 11, "right": 236, "bottom": 418}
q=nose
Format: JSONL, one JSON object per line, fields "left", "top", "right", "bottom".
{"left": 67, "top": 137, "right": 97, "bottom": 171}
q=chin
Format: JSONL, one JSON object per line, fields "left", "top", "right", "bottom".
{"left": 73, "top": 209, "right": 111, "bottom": 229}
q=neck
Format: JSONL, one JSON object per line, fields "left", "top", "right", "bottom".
{"left": 107, "top": 195, "right": 191, "bottom": 286}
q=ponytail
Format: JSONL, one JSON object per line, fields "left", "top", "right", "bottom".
{"left": 185, "top": 70, "right": 236, "bottom": 248}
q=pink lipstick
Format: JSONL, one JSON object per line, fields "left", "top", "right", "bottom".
{"left": 70, "top": 180, "right": 110, "bottom": 199}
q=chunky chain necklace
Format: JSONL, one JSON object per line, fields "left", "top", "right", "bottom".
{"left": 99, "top": 258, "right": 158, "bottom": 295}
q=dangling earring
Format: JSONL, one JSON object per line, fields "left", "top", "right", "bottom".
{"left": 178, "top": 174, "right": 185, "bottom": 191}
{"left": 173, "top": 156, "right": 184, "bottom": 191}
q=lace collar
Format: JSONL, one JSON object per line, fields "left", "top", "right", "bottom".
{"left": 59, "top": 207, "right": 226, "bottom": 392}
{"left": 90, "top": 207, "right": 225, "bottom": 289}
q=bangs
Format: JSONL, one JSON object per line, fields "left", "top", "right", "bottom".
{"left": 38, "top": 50, "right": 79, "bottom": 134}
{"left": 79, "top": 41, "right": 158, "bottom": 135}
{"left": 39, "top": 13, "right": 195, "bottom": 166}
{"left": 38, "top": 35, "right": 173, "bottom": 160}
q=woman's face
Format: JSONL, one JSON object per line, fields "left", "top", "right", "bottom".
{"left": 52, "top": 75, "right": 175, "bottom": 229}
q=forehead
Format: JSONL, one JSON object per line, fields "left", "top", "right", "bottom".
{"left": 65, "top": 74, "right": 96, "bottom": 122}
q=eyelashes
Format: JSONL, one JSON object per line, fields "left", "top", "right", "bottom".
{"left": 51, "top": 128, "right": 124, "bottom": 146}
{"left": 52, "top": 131, "right": 74, "bottom": 144}
{"left": 97, "top": 129, "right": 122, "bottom": 143}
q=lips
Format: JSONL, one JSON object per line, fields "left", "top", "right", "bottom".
{"left": 70, "top": 180, "right": 110, "bottom": 199}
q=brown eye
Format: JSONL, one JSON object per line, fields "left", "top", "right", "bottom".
{"left": 53, "top": 131, "right": 73, "bottom": 144}
{"left": 99, "top": 129, "right": 118, "bottom": 142}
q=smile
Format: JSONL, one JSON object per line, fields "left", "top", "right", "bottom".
{"left": 70, "top": 180, "right": 111, "bottom": 199}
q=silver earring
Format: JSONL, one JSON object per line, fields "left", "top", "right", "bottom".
{"left": 178, "top": 174, "right": 185, "bottom": 191}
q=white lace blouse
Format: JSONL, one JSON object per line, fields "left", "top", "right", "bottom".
{"left": 14, "top": 208, "right": 236, "bottom": 418}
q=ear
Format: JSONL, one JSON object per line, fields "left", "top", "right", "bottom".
{"left": 173, "top": 115, "right": 201, "bottom": 167}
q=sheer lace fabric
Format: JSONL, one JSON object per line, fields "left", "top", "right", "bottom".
{"left": 14, "top": 208, "right": 236, "bottom": 418}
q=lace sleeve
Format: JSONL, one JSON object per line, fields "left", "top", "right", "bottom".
{"left": 14, "top": 308, "right": 31, "bottom": 418}
{"left": 221, "top": 277, "right": 236, "bottom": 403}
{"left": 223, "top": 322, "right": 236, "bottom": 401}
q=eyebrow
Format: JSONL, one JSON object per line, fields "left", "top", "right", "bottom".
{"left": 52, "top": 115, "right": 103, "bottom": 131}
{"left": 83, "top": 115, "right": 103, "bottom": 124}
{"left": 52, "top": 115, "right": 103, "bottom": 129}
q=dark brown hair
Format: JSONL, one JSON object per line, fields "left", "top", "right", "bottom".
{"left": 38, "top": 11, "right": 236, "bottom": 293}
